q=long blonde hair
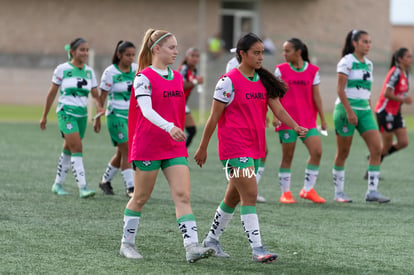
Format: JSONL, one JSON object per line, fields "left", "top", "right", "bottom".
{"left": 137, "top": 29, "right": 173, "bottom": 71}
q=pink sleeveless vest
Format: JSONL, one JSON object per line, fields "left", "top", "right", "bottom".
{"left": 217, "top": 69, "right": 268, "bottom": 160}
{"left": 128, "top": 67, "right": 187, "bottom": 161}
{"left": 276, "top": 62, "right": 319, "bottom": 131}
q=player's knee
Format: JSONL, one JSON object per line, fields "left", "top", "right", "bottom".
{"left": 398, "top": 140, "right": 409, "bottom": 149}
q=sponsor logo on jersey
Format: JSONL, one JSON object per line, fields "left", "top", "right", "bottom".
{"left": 163, "top": 90, "right": 183, "bottom": 97}
{"left": 288, "top": 79, "right": 310, "bottom": 86}
{"left": 245, "top": 92, "right": 266, "bottom": 100}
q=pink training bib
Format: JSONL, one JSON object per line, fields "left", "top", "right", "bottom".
{"left": 217, "top": 68, "right": 268, "bottom": 160}
{"left": 276, "top": 62, "right": 319, "bottom": 131}
{"left": 128, "top": 67, "right": 187, "bottom": 161}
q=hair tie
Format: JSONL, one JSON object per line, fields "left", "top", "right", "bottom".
{"left": 64, "top": 44, "right": 71, "bottom": 60}
{"left": 150, "top": 33, "right": 172, "bottom": 51}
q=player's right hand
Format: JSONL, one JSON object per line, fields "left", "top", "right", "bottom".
{"left": 40, "top": 118, "right": 47, "bottom": 130}
{"left": 194, "top": 148, "right": 207, "bottom": 167}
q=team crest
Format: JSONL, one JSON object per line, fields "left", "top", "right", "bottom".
{"left": 342, "top": 126, "right": 348, "bottom": 133}
{"left": 283, "top": 132, "right": 290, "bottom": 140}
{"left": 118, "top": 132, "right": 124, "bottom": 140}
{"left": 142, "top": 161, "right": 151, "bottom": 166}
{"left": 239, "top": 157, "right": 248, "bottom": 163}
{"left": 66, "top": 122, "right": 73, "bottom": 130}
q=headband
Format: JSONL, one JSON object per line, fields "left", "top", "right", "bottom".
{"left": 351, "top": 30, "right": 359, "bottom": 41}
{"left": 150, "top": 33, "right": 172, "bottom": 51}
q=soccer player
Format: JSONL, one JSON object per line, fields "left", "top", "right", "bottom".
{"left": 332, "top": 30, "right": 390, "bottom": 203}
{"left": 225, "top": 49, "right": 268, "bottom": 203}
{"left": 178, "top": 48, "right": 204, "bottom": 148}
{"left": 367, "top": 48, "right": 412, "bottom": 176}
{"left": 274, "top": 38, "right": 327, "bottom": 204}
{"left": 98, "top": 41, "right": 137, "bottom": 197}
{"left": 194, "top": 33, "right": 307, "bottom": 262}
{"left": 119, "top": 29, "right": 214, "bottom": 263}
{"left": 40, "top": 38, "right": 104, "bottom": 198}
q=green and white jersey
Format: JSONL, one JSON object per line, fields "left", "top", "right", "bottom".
{"left": 52, "top": 62, "right": 98, "bottom": 117}
{"left": 336, "top": 53, "right": 373, "bottom": 110}
{"left": 100, "top": 63, "right": 137, "bottom": 119}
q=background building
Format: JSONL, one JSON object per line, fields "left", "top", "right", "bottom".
{"left": 2, "top": 0, "right": 412, "bottom": 114}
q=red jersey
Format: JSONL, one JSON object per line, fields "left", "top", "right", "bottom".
{"left": 178, "top": 64, "right": 197, "bottom": 100}
{"left": 375, "top": 66, "right": 409, "bottom": 115}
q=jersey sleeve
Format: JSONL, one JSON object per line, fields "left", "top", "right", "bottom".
{"left": 134, "top": 73, "right": 152, "bottom": 97}
{"left": 52, "top": 65, "right": 64, "bottom": 86}
{"left": 337, "top": 56, "right": 351, "bottom": 75}
{"left": 313, "top": 70, "right": 321, "bottom": 85}
{"left": 99, "top": 67, "right": 113, "bottom": 92}
{"left": 386, "top": 67, "right": 400, "bottom": 90}
{"left": 274, "top": 67, "right": 282, "bottom": 79}
{"left": 213, "top": 75, "right": 234, "bottom": 105}
{"left": 179, "top": 65, "right": 189, "bottom": 81}
{"left": 90, "top": 69, "right": 98, "bottom": 88}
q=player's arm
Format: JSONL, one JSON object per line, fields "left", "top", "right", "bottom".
{"left": 91, "top": 87, "right": 104, "bottom": 133}
{"left": 194, "top": 99, "right": 226, "bottom": 167}
{"left": 268, "top": 97, "right": 307, "bottom": 137}
{"left": 337, "top": 73, "right": 357, "bottom": 125}
{"left": 40, "top": 83, "right": 59, "bottom": 130}
{"left": 312, "top": 85, "right": 327, "bottom": 130}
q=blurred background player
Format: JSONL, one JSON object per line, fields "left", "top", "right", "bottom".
{"left": 40, "top": 38, "right": 104, "bottom": 198}
{"left": 274, "top": 38, "right": 327, "bottom": 204}
{"left": 178, "top": 47, "right": 204, "bottom": 148}
{"left": 332, "top": 30, "right": 389, "bottom": 203}
{"left": 225, "top": 48, "right": 267, "bottom": 203}
{"left": 98, "top": 40, "right": 137, "bottom": 197}
{"left": 363, "top": 48, "right": 412, "bottom": 179}
{"left": 194, "top": 33, "right": 307, "bottom": 262}
{"left": 119, "top": 29, "right": 213, "bottom": 262}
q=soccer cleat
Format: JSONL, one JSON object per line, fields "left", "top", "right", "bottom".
{"left": 252, "top": 246, "right": 278, "bottom": 263}
{"left": 51, "top": 183, "right": 68, "bottom": 195}
{"left": 185, "top": 243, "right": 215, "bottom": 263}
{"left": 79, "top": 187, "right": 95, "bottom": 198}
{"left": 99, "top": 181, "right": 114, "bottom": 195}
{"left": 120, "top": 243, "right": 143, "bottom": 259}
{"left": 202, "top": 238, "right": 230, "bottom": 258}
{"left": 280, "top": 191, "right": 297, "bottom": 204}
{"left": 126, "top": 187, "right": 134, "bottom": 198}
{"left": 299, "top": 188, "right": 326, "bottom": 203}
{"left": 256, "top": 194, "right": 266, "bottom": 203}
{"left": 334, "top": 192, "right": 353, "bottom": 203}
{"left": 365, "top": 190, "right": 390, "bottom": 203}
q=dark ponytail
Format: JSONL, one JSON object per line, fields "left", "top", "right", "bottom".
{"left": 390, "top": 47, "right": 408, "bottom": 69}
{"left": 341, "top": 30, "right": 368, "bottom": 57}
{"left": 112, "top": 40, "right": 136, "bottom": 65}
{"left": 236, "top": 32, "right": 287, "bottom": 99}
{"left": 256, "top": 67, "right": 287, "bottom": 98}
{"left": 287, "top": 38, "right": 310, "bottom": 62}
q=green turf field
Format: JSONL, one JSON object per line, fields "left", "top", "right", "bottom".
{"left": 1, "top": 108, "right": 413, "bottom": 274}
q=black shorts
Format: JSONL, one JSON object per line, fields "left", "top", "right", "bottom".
{"left": 376, "top": 110, "right": 405, "bottom": 132}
